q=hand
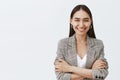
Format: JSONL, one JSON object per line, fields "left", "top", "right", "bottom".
{"left": 54, "top": 59, "right": 71, "bottom": 72}
{"left": 92, "top": 59, "right": 106, "bottom": 69}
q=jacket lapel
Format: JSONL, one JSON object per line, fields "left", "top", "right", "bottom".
{"left": 85, "top": 36, "right": 96, "bottom": 68}
{"left": 67, "top": 34, "right": 96, "bottom": 68}
{"left": 67, "top": 34, "right": 77, "bottom": 66}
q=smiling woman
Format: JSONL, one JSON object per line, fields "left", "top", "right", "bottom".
{"left": 54, "top": 4, "right": 108, "bottom": 80}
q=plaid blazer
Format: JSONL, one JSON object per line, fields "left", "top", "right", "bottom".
{"left": 55, "top": 34, "right": 108, "bottom": 80}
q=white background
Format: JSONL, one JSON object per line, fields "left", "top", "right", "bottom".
{"left": 0, "top": 0, "right": 119, "bottom": 80}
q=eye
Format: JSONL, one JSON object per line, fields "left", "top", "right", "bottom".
{"left": 84, "top": 19, "right": 89, "bottom": 22}
{"left": 74, "top": 20, "right": 79, "bottom": 22}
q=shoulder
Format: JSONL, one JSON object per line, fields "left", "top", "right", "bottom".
{"left": 90, "top": 37, "right": 104, "bottom": 47}
{"left": 58, "top": 37, "right": 69, "bottom": 44}
{"left": 57, "top": 37, "right": 69, "bottom": 48}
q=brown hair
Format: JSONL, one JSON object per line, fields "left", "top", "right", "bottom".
{"left": 69, "top": 4, "right": 96, "bottom": 38}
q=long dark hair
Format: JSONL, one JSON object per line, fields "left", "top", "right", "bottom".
{"left": 69, "top": 4, "right": 96, "bottom": 38}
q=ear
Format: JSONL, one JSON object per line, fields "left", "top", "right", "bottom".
{"left": 90, "top": 19, "right": 93, "bottom": 23}
{"left": 70, "top": 19, "right": 72, "bottom": 24}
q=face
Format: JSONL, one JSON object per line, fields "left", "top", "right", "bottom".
{"left": 70, "top": 9, "right": 92, "bottom": 36}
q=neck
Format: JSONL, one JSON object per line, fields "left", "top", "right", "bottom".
{"left": 75, "top": 34, "right": 87, "bottom": 44}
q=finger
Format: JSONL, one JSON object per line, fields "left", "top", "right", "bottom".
{"left": 55, "top": 68, "right": 63, "bottom": 72}
{"left": 55, "top": 65, "right": 58, "bottom": 68}
{"left": 54, "top": 61, "right": 61, "bottom": 65}
{"left": 98, "top": 59, "right": 107, "bottom": 64}
{"left": 55, "top": 59, "right": 64, "bottom": 64}
{"left": 95, "top": 60, "right": 106, "bottom": 65}
{"left": 100, "top": 64, "right": 106, "bottom": 68}
{"left": 93, "top": 66, "right": 104, "bottom": 69}
{"left": 96, "top": 64, "right": 106, "bottom": 69}
{"left": 98, "top": 66, "right": 105, "bottom": 69}
{"left": 55, "top": 69, "right": 61, "bottom": 72}
{"left": 55, "top": 65, "right": 61, "bottom": 68}
{"left": 96, "top": 63, "right": 105, "bottom": 67}
{"left": 55, "top": 68, "right": 59, "bottom": 71}
{"left": 55, "top": 69, "right": 59, "bottom": 72}
{"left": 58, "top": 58, "right": 64, "bottom": 62}
{"left": 54, "top": 60, "right": 61, "bottom": 65}
{"left": 99, "top": 62, "right": 106, "bottom": 66}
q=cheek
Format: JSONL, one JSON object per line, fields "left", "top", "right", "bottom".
{"left": 71, "top": 22, "right": 77, "bottom": 26}
{"left": 72, "top": 26, "right": 77, "bottom": 31}
{"left": 72, "top": 24, "right": 78, "bottom": 30}
{"left": 85, "top": 23, "right": 91, "bottom": 28}
{"left": 72, "top": 22, "right": 79, "bottom": 27}
{"left": 72, "top": 24, "right": 78, "bottom": 29}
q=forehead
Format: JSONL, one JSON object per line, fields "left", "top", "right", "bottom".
{"left": 73, "top": 10, "right": 90, "bottom": 19}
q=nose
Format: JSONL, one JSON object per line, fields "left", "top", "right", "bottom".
{"left": 78, "top": 21, "right": 84, "bottom": 28}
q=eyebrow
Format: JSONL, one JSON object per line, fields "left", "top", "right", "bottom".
{"left": 74, "top": 18, "right": 80, "bottom": 19}
{"left": 74, "top": 17, "right": 89, "bottom": 20}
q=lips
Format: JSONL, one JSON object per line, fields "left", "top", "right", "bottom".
{"left": 77, "top": 27, "right": 86, "bottom": 32}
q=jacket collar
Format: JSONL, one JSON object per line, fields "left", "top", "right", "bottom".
{"left": 68, "top": 34, "right": 95, "bottom": 48}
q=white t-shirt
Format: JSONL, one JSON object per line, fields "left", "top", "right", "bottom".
{"left": 77, "top": 54, "right": 87, "bottom": 68}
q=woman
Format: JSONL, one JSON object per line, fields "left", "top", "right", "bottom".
{"left": 54, "top": 4, "right": 108, "bottom": 80}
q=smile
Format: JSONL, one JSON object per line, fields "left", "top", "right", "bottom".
{"left": 77, "top": 27, "right": 86, "bottom": 32}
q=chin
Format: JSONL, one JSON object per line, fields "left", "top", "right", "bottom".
{"left": 76, "top": 32, "right": 86, "bottom": 36}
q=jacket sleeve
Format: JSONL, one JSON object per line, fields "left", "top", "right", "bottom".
{"left": 92, "top": 41, "right": 109, "bottom": 80}
{"left": 54, "top": 39, "right": 71, "bottom": 80}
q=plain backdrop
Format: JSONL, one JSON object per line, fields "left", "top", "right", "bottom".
{"left": 0, "top": 0, "right": 119, "bottom": 80}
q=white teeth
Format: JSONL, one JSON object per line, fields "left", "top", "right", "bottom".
{"left": 78, "top": 28, "right": 86, "bottom": 32}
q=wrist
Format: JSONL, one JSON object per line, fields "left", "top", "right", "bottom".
{"left": 68, "top": 66, "right": 75, "bottom": 72}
